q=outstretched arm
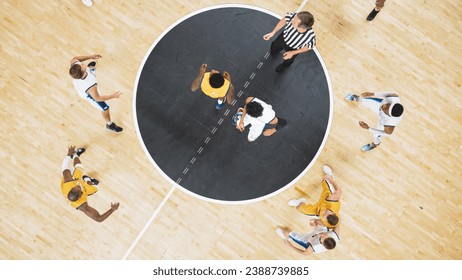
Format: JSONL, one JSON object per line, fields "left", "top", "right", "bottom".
{"left": 359, "top": 121, "right": 395, "bottom": 135}
{"left": 77, "top": 202, "right": 119, "bottom": 223}
{"left": 70, "top": 54, "right": 102, "bottom": 65}
{"left": 361, "top": 92, "right": 398, "bottom": 98}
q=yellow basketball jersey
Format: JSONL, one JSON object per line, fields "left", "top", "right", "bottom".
{"left": 60, "top": 167, "right": 97, "bottom": 208}
{"left": 200, "top": 72, "right": 230, "bottom": 98}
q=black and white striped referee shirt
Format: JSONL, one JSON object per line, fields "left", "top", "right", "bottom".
{"left": 283, "top": 12, "right": 316, "bottom": 50}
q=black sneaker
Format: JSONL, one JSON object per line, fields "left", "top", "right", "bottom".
{"left": 82, "top": 175, "right": 99, "bottom": 185}
{"left": 366, "top": 9, "right": 380, "bottom": 21}
{"left": 87, "top": 61, "right": 96, "bottom": 67}
{"left": 106, "top": 122, "right": 123, "bottom": 133}
{"left": 76, "top": 147, "right": 86, "bottom": 157}
{"left": 275, "top": 64, "right": 286, "bottom": 73}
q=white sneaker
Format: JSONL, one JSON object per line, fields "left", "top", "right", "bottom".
{"left": 82, "top": 0, "right": 93, "bottom": 7}
{"left": 275, "top": 227, "right": 286, "bottom": 240}
{"left": 322, "top": 165, "right": 334, "bottom": 178}
{"left": 288, "top": 198, "right": 306, "bottom": 207}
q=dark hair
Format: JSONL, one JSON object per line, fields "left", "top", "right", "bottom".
{"left": 69, "top": 64, "right": 83, "bottom": 79}
{"left": 297, "top": 11, "right": 314, "bottom": 29}
{"left": 67, "top": 188, "right": 81, "bottom": 202}
{"left": 323, "top": 237, "right": 337, "bottom": 250}
{"left": 327, "top": 214, "right": 339, "bottom": 226}
{"left": 391, "top": 103, "right": 404, "bottom": 117}
{"left": 245, "top": 101, "right": 263, "bottom": 118}
{"left": 209, "top": 73, "right": 225, "bottom": 88}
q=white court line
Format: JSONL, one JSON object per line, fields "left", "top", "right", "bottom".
{"left": 121, "top": 186, "right": 176, "bottom": 260}
{"left": 123, "top": 2, "right": 316, "bottom": 260}
{"left": 296, "top": 0, "right": 310, "bottom": 12}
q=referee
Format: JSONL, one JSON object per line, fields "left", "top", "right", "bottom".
{"left": 263, "top": 11, "right": 316, "bottom": 73}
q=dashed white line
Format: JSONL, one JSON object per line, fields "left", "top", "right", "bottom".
{"left": 218, "top": 118, "right": 224, "bottom": 125}
{"left": 198, "top": 146, "right": 204, "bottom": 154}
{"left": 237, "top": 90, "right": 243, "bottom": 97}
{"left": 190, "top": 157, "right": 196, "bottom": 164}
{"left": 211, "top": 127, "right": 217, "bottom": 134}
{"left": 204, "top": 137, "right": 211, "bottom": 144}
{"left": 224, "top": 108, "right": 230, "bottom": 116}
{"left": 250, "top": 72, "right": 256, "bottom": 80}
{"left": 244, "top": 81, "right": 250, "bottom": 88}
{"left": 183, "top": 167, "right": 189, "bottom": 174}
{"left": 264, "top": 52, "right": 270, "bottom": 59}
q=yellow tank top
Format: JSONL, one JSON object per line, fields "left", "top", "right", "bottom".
{"left": 200, "top": 72, "right": 230, "bottom": 98}
{"left": 320, "top": 201, "right": 341, "bottom": 229}
{"left": 61, "top": 180, "right": 88, "bottom": 209}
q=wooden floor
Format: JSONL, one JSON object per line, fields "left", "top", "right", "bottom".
{"left": 0, "top": 0, "right": 461, "bottom": 260}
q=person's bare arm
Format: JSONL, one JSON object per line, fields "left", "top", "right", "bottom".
{"left": 237, "top": 97, "right": 254, "bottom": 132}
{"left": 359, "top": 121, "right": 395, "bottom": 135}
{"left": 283, "top": 45, "right": 312, "bottom": 60}
{"left": 77, "top": 202, "right": 119, "bottom": 223}
{"left": 222, "top": 71, "right": 231, "bottom": 82}
{"left": 263, "top": 17, "right": 286, "bottom": 40}
{"left": 361, "top": 92, "right": 398, "bottom": 98}
{"left": 86, "top": 85, "right": 122, "bottom": 102}
{"left": 191, "top": 63, "right": 207, "bottom": 92}
{"left": 70, "top": 54, "right": 102, "bottom": 65}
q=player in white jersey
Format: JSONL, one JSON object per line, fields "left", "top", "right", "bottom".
{"left": 275, "top": 220, "right": 340, "bottom": 255}
{"left": 233, "top": 97, "right": 287, "bottom": 142}
{"left": 345, "top": 91, "right": 404, "bottom": 151}
{"left": 69, "top": 54, "right": 123, "bottom": 133}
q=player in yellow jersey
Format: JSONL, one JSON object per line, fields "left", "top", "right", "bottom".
{"left": 61, "top": 146, "right": 119, "bottom": 222}
{"left": 191, "top": 63, "right": 235, "bottom": 109}
{"left": 288, "top": 164, "right": 342, "bottom": 229}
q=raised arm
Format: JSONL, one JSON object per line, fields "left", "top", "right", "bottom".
{"left": 77, "top": 202, "right": 119, "bottom": 223}
{"left": 70, "top": 54, "right": 102, "bottom": 65}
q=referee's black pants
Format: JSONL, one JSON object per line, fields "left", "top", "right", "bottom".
{"left": 270, "top": 33, "right": 298, "bottom": 70}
